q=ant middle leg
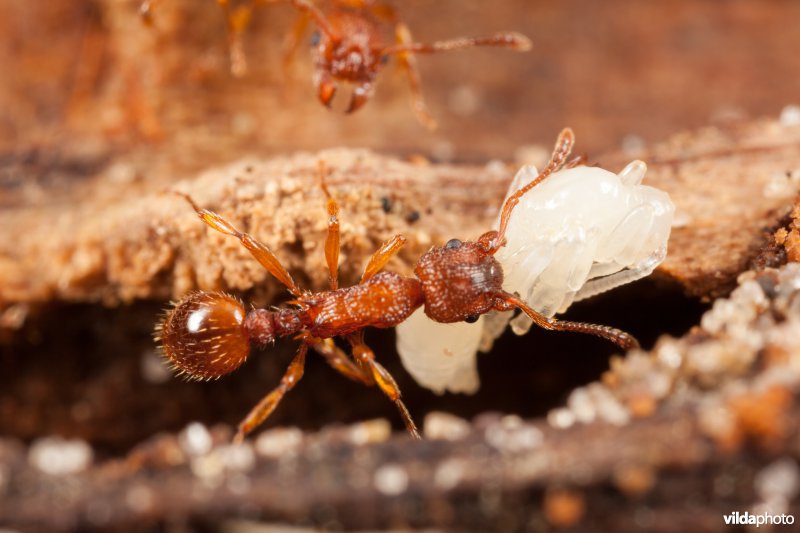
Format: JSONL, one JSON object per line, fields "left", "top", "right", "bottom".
{"left": 175, "top": 192, "right": 301, "bottom": 296}
{"left": 307, "top": 337, "right": 374, "bottom": 386}
{"left": 234, "top": 343, "right": 307, "bottom": 444}
{"left": 497, "top": 293, "right": 640, "bottom": 351}
{"left": 318, "top": 162, "right": 341, "bottom": 290}
{"left": 347, "top": 333, "right": 421, "bottom": 439}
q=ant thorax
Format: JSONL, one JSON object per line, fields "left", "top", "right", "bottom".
{"left": 396, "top": 160, "right": 675, "bottom": 395}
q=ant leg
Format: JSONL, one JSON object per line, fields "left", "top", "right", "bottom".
{"left": 348, "top": 335, "right": 421, "bottom": 439}
{"left": 281, "top": 9, "right": 310, "bottom": 71}
{"left": 307, "top": 337, "right": 374, "bottom": 385}
{"left": 481, "top": 128, "right": 576, "bottom": 253}
{"left": 497, "top": 293, "right": 640, "bottom": 351}
{"left": 217, "top": 0, "right": 253, "bottom": 76}
{"left": 393, "top": 22, "right": 438, "bottom": 130}
{"left": 175, "top": 192, "right": 301, "bottom": 296}
{"left": 234, "top": 343, "right": 307, "bottom": 443}
{"left": 318, "top": 162, "right": 340, "bottom": 290}
{"left": 360, "top": 235, "right": 407, "bottom": 283}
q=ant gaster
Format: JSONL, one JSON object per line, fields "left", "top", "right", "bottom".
{"left": 141, "top": 0, "right": 532, "bottom": 128}
{"left": 157, "top": 129, "right": 639, "bottom": 443}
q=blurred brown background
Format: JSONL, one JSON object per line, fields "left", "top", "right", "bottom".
{"left": 3, "top": 0, "right": 800, "bottom": 174}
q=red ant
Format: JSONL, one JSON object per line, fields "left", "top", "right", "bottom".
{"left": 140, "top": 0, "right": 532, "bottom": 128}
{"left": 157, "top": 129, "right": 639, "bottom": 443}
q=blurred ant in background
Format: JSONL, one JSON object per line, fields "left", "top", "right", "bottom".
{"left": 140, "top": 0, "right": 532, "bottom": 128}
{"left": 157, "top": 130, "right": 638, "bottom": 443}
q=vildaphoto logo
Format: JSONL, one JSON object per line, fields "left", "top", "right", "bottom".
{"left": 723, "top": 511, "right": 795, "bottom": 527}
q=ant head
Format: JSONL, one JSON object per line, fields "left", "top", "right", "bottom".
{"left": 415, "top": 239, "right": 504, "bottom": 323}
{"left": 310, "top": 11, "right": 381, "bottom": 113}
{"left": 157, "top": 292, "right": 252, "bottom": 380}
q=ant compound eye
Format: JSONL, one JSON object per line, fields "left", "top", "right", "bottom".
{"left": 445, "top": 238, "right": 462, "bottom": 250}
{"left": 310, "top": 31, "right": 321, "bottom": 47}
{"left": 380, "top": 54, "right": 389, "bottom": 65}
{"left": 464, "top": 314, "right": 480, "bottom": 323}
{"left": 157, "top": 292, "right": 250, "bottom": 380}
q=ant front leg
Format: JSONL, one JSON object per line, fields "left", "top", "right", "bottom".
{"left": 360, "top": 234, "right": 407, "bottom": 283}
{"left": 234, "top": 343, "right": 307, "bottom": 444}
{"left": 497, "top": 293, "right": 640, "bottom": 351}
{"left": 393, "top": 22, "right": 438, "bottom": 130}
{"left": 347, "top": 334, "right": 421, "bottom": 439}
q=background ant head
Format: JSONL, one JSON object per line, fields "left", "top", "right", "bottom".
{"left": 414, "top": 239, "right": 504, "bottom": 323}
{"left": 158, "top": 292, "right": 252, "bottom": 380}
{"left": 309, "top": 9, "right": 382, "bottom": 113}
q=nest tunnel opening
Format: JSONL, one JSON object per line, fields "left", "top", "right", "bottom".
{"left": 0, "top": 277, "right": 706, "bottom": 457}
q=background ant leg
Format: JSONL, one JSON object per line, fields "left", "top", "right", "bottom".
{"left": 306, "top": 337, "right": 374, "bottom": 386}
{"left": 281, "top": 7, "right": 310, "bottom": 72}
{"left": 318, "top": 162, "right": 341, "bottom": 290}
{"left": 347, "top": 333, "right": 421, "bottom": 439}
{"left": 497, "top": 293, "right": 640, "bottom": 351}
{"left": 393, "top": 22, "right": 438, "bottom": 130}
{"left": 360, "top": 235, "right": 406, "bottom": 283}
{"left": 217, "top": 0, "right": 252, "bottom": 76}
{"left": 234, "top": 343, "right": 307, "bottom": 444}
{"left": 175, "top": 192, "right": 301, "bottom": 296}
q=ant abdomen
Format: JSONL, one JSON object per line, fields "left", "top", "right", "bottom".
{"left": 158, "top": 292, "right": 251, "bottom": 380}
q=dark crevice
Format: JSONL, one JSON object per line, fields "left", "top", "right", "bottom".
{"left": 0, "top": 278, "right": 706, "bottom": 456}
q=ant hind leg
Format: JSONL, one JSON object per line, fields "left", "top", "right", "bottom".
{"left": 348, "top": 334, "right": 421, "bottom": 439}
{"left": 175, "top": 192, "right": 302, "bottom": 296}
{"left": 234, "top": 343, "right": 307, "bottom": 444}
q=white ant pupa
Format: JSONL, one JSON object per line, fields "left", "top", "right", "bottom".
{"left": 395, "top": 158, "right": 675, "bottom": 394}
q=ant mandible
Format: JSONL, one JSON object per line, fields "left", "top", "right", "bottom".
{"left": 141, "top": 0, "right": 531, "bottom": 128}
{"left": 157, "top": 129, "right": 639, "bottom": 443}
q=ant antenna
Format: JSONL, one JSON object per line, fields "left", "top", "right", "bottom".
{"left": 380, "top": 31, "right": 532, "bottom": 57}
{"left": 488, "top": 128, "right": 575, "bottom": 253}
{"left": 292, "top": 0, "right": 340, "bottom": 41}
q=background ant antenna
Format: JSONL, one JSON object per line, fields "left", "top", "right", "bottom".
{"left": 292, "top": 0, "right": 340, "bottom": 41}
{"left": 380, "top": 31, "right": 532, "bottom": 57}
